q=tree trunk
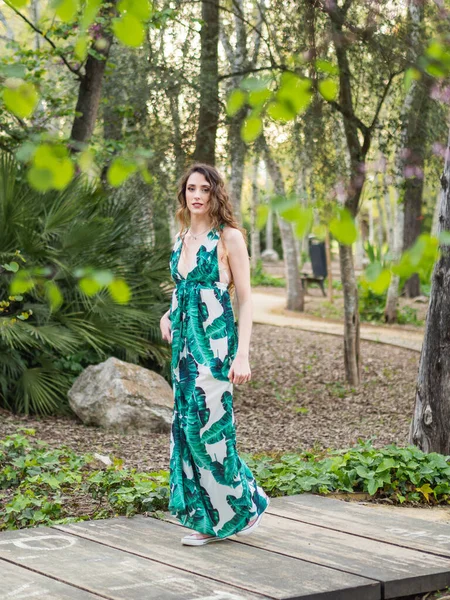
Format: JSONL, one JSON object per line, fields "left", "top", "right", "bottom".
{"left": 385, "top": 188, "right": 404, "bottom": 322}
{"left": 193, "top": 0, "right": 219, "bottom": 165}
{"left": 266, "top": 209, "right": 274, "bottom": 252}
{"left": 384, "top": 0, "right": 427, "bottom": 318}
{"left": 354, "top": 216, "right": 364, "bottom": 270}
{"left": 71, "top": 5, "right": 115, "bottom": 149}
{"left": 262, "top": 136, "right": 304, "bottom": 311}
{"left": 250, "top": 154, "right": 261, "bottom": 269}
{"left": 431, "top": 187, "right": 442, "bottom": 237}
{"left": 219, "top": 0, "right": 265, "bottom": 222}
{"left": 376, "top": 195, "right": 384, "bottom": 251}
{"left": 402, "top": 89, "right": 431, "bottom": 297}
{"left": 340, "top": 243, "right": 360, "bottom": 385}
{"left": 329, "top": 9, "right": 368, "bottom": 385}
{"left": 383, "top": 174, "right": 395, "bottom": 251}
{"left": 409, "top": 126, "right": 450, "bottom": 453}
{"left": 400, "top": 0, "right": 432, "bottom": 297}
{"left": 228, "top": 117, "right": 246, "bottom": 221}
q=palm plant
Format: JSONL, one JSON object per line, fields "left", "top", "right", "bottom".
{"left": 0, "top": 152, "right": 172, "bottom": 416}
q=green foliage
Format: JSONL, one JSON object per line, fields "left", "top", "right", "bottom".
{"left": 0, "top": 430, "right": 169, "bottom": 530}
{"left": 251, "top": 259, "right": 285, "bottom": 287}
{"left": 3, "top": 431, "right": 450, "bottom": 532}
{"left": 329, "top": 208, "right": 358, "bottom": 245}
{"left": 364, "top": 240, "right": 389, "bottom": 267}
{"left": 358, "top": 285, "right": 387, "bottom": 322}
{"left": 0, "top": 153, "right": 171, "bottom": 415}
{"left": 358, "top": 283, "right": 423, "bottom": 325}
{"left": 244, "top": 438, "right": 450, "bottom": 504}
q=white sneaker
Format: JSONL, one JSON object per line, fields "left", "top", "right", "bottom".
{"left": 181, "top": 532, "right": 229, "bottom": 546}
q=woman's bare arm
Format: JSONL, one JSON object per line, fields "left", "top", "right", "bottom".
{"left": 223, "top": 226, "right": 252, "bottom": 383}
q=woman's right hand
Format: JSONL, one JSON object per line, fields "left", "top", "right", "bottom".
{"left": 160, "top": 312, "right": 172, "bottom": 344}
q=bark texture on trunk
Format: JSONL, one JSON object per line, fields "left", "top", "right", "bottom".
{"left": 385, "top": 189, "right": 404, "bottom": 323}
{"left": 262, "top": 137, "right": 304, "bottom": 311}
{"left": 383, "top": 176, "right": 394, "bottom": 251}
{"left": 384, "top": 0, "right": 427, "bottom": 318}
{"left": 330, "top": 12, "right": 366, "bottom": 385}
{"left": 220, "top": 0, "right": 265, "bottom": 221}
{"left": 339, "top": 243, "right": 360, "bottom": 385}
{"left": 400, "top": 0, "right": 432, "bottom": 298}
{"left": 71, "top": 6, "right": 114, "bottom": 148}
{"left": 402, "top": 88, "right": 431, "bottom": 297}
{"left": 250, "top": 155, "right": 261, "bottom": 269}
{"left": 409, "top": 127, "right": 450, "bottom": 453}
{"left": 194, "top": 0, "right": 219, "bottom": 165}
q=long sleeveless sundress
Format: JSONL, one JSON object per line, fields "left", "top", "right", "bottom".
{"left": 168, "top": 224, "right": 269, "bottom": 538}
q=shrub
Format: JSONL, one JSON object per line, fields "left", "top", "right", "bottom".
{"left": 251, "top": 259, "right": 285, "bottom": 287}
{"left": 0, "top": 153, "right": 172, "bottom": 415}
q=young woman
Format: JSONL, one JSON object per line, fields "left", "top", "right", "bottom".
{"left": 160, "top": 163, "right": 270, "bottom": 546}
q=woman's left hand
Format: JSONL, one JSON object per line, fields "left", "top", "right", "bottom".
{"left": 228, "top": 354, "right": 251, "bottom": 385}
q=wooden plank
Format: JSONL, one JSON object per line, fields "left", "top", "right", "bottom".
{"left": 53, "top": 515, "right": 380, "bottom": 600}
{"left": 266, "top": 493, "right": 450, "bottom": 558}
{"left": 0, "top": 559, "right": 103, "bottom": 599}
{"left": 229, "top": 513, "right": 450, "bottom": 599}
{"left": 0, "top": 527, "right": 265, "bottom": 600}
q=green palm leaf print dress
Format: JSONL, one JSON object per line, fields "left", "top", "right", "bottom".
{"left": 168, "top": 224, "right": 269, "bottom": 538}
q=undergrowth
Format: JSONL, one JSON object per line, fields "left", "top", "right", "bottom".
{"left": 251, "top": 259, "right": 285, "bottom": 287}
{"left": 2, "top": 430, "right": 450, "bottom": 531}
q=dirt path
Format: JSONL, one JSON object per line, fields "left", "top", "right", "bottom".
{"left": 252, "top": 290, "right": 424, "bottom": 352}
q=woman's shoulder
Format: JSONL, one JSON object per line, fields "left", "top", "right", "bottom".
{"left": 221, "top": 224, "right": 244, "bottom": 243}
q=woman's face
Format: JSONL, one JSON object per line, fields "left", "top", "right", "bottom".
{"left": 185, "top": 172, "right": 212, "bottom": 217}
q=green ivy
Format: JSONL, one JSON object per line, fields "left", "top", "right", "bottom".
{"left": 0, "top": 429, "right": 169, "bottom": 530}
{"left": 3, "top": 430, "right": 450, "bottom": 532}
{"left": 244, "top": 437, "right": 450, "bottom": 504}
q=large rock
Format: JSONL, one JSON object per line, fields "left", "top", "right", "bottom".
{"left": 261, "top": 248, "right": 280, "bottom": 262}
{"left": 68, "top": 357, "right": 173, "bottom": 433}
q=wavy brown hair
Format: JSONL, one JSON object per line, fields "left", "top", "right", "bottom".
{"left": 175, "top": 162, "right": 247, "bottom": 294}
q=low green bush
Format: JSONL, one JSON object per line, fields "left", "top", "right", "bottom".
{"left": 0, "top": 153, "right": 172, "bottom": 416}
{"left": 251, "top": 259, "right": 285, "bottom": 287}
{"left": 0, "top": 429, "right": 169, "bottom": 530}
{"left": 2, "top": 431, "right": 450, "bottom": 531}
{"left": 358, "top": 284, "right": 423, "bottom": 325}
{"left": 244, "top": 437, "right": 450, "bottom": 503}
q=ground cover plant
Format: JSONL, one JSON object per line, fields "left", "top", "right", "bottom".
{"left": 3, "top": 429, "right": 450, "bottom": 532}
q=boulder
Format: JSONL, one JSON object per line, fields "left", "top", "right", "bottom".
{"left": 68, "top": 356, "right": 173, "bottom": 433}
{"left": 261, "top": 248, "right": 280, "bottom": 262}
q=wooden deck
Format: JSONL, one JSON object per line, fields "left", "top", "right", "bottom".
{"left": 1, "top": 493, "right": 450, "bottom": 599}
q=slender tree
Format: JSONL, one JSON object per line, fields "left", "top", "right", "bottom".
{"left": 409, "top": 125, "right": 450, "bottom": 453}
{"left": 194, "top": 0, "right": 219, "bottom": 164}
{"left": 220, "top": 0, "right": 266, "bottom": 221}
{"left": 261, "top": 134, "right": 304, "bottom": 311}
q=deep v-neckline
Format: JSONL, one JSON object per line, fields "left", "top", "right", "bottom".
{"left": 176, "top": 228, "right": 216, "bottom": 280}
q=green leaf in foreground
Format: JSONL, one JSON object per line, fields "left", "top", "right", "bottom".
{"left": 318, "top": 79, "right": 338, "bottom": 101}
{"left": 3, "top": 81, "right": 39, "bottom": 119}
{"left": 108, "top": 278, "right": 131, "bottom": 303}
{"left": 107, "top": 157, "right": 138, "bottom": 186}
{"left": 113, "top": 14, "right": 145, "bottom": 47}
{"left": 241, "top": 116, "right": 262, "bottom": 142}
{"left": 52, "top": 0, "right": 78, "bottom": 21}
{"left": 256, "top": 205, "right": 269, "bottom": 230}
{"left": 329, "top": 208, "right": 357, "bottom": 246}
{"left": 226, "top": 89, "right": 246, "bottom": 116}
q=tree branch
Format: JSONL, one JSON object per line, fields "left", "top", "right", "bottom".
{"left": 3, "top": 0, "right": 82, "bottom": 79}
{"left": 218, "top": 64, "right": 287, "bottom": 81}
